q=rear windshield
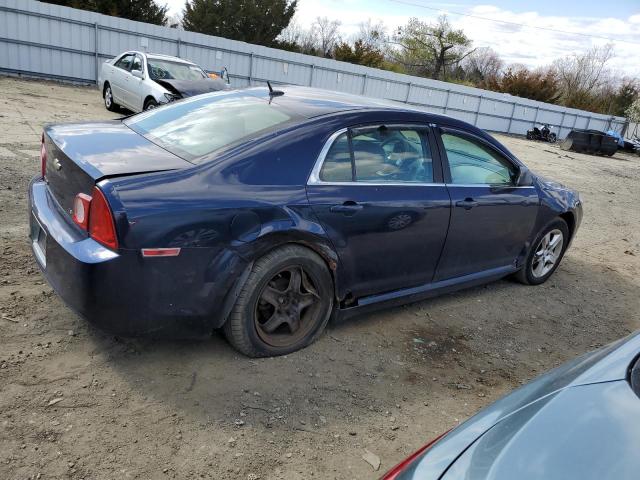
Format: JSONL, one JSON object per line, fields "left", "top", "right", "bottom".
{"left": 124, "top": 91, "right": 298, "bottom": 162}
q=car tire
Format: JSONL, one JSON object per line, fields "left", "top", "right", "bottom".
{"left": 515, "top": 218, "right": 569, "bottom": 285}
{"left": 223, "top": 245, "right": 334, "bottom": 357}
{"left": 103, "top": 83, "right": 118, "bottom": 112}
{"left": 144, "top": 98, "right": 158, "bottom": 111}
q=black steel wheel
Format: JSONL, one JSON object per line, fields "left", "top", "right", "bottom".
{"left": 223, "top": 245, "right": 333, "bottom": 357}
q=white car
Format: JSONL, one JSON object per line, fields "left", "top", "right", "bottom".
{"left": 98, "top": 51, "right": 229, "bottom": 113}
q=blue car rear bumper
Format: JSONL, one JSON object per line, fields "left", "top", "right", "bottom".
{"left": 28, "top": 177, "right": 246, "bottom": 338}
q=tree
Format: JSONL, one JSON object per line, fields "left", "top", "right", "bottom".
{"left": 333, "top": 40, "right": 385, "bottom": 68}
{"left": 463, "top": 47, "right": 503, "bottom": 84}
{"left": 391, "top": 15, "right": 474, "bottom": 80}
{"left": 484, "top": 65, "right": 560, "bottom": 104}
{"left": 183, "top": 0, "right": 297, "bottom": 47}
{"left": 357, "top": 19, "right": 387, "bottom": 51}
{"left": 607, "top": 79, "right": 639, "bottom": 117}
{"left": 42, "top": 0, "right": 168, "bottom": 25}
{"left": 553, "top": 44, "right": 615, "bottom": 110}
{"left": 312, "top": 17, "right": 342, "bottom": 57}
{"left": 276, "top": 20, "right": 320, "bottom": 54}
{"left": 626, "top": 98, "right": 640, "bottom": 138}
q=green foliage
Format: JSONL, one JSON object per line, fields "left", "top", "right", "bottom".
{"left": 561, "top": 89, "right": 606, "bottom": 112}
{"left": 42, "top": 0, "right": 168, "bottom": 25}
{"left": 333, "top": 40, "right": 385, "bottom": 68}
{"left": 183, "top": 0, "right": 297, "bottom": 47}
{"left": 391, "top": 16, "right": 473, "bottom": 80}
{"left": 626, "top": 98, "right": 640, "bottom": 123}
{"left": 483, "top": 67, "right": 560, "bottom": 104}
{"left": 608, "top": 80, "right": 639, "bottom": 117}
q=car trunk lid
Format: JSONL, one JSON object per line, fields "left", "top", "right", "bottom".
{"left": 44, "top": 120, "right": 191, "bottom": 215}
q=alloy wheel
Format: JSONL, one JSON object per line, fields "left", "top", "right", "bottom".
{"left": 105, "top": 87, "right": 112, "bottom": 108}
{"left": 531, "top": 229, "right": 563, "bottom": 278}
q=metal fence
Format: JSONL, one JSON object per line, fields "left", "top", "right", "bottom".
{"left": 0, "top": 0, "right": 627, "bottom": 137}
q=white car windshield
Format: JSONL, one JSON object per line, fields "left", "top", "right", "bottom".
{"left": 148, "top": 59, "right": 207, "bottom": 81}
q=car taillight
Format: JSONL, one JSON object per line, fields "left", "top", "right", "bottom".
{"left": 71, "top": 188, "right": 118, "bottom": 249}
{"left": 72, "top": 193, "right": 92, "bottom": 230}
{"left": 381, "top": 430, "right": 450, "bottom": 480}
{"left": 88, "top": 186, "right": 118, "bottom": 250}
{"left": 40, "top": 132, "right": 47, "bottom": 179}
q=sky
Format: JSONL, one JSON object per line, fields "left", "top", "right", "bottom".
{"left": 163, "top": 0, "right": 640, "bottom": 77}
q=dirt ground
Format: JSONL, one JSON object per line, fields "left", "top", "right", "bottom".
{"left": 0, "top": 75, "right": 639, "bottom": 480}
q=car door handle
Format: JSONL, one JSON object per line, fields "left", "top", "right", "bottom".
{"left": 330, "top": 202, "right": 363, "bottom": 214}
{"left": 456, "top": 198, "right": 479, "bottom": 210}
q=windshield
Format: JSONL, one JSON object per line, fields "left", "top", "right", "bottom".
{"left": 124, "top": 91, "right": 299, "bottom": 162}
{"left": 147, "top": 58, "right": 206, "bottom": 81}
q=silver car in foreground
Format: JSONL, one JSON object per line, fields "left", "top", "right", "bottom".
{"left": 98, "top": 51, "right": 228, "bottom": 113}
{"left": 383, "top": 331, "right": 640, "bottom": 479}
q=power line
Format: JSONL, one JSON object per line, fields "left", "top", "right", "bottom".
{"left": 388, "top": 0, "right": 640, "bottom": 46}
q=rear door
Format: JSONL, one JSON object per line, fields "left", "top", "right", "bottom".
{"left": 306, "top": 124, "right": 451, "bottom": 299}
{"left": 433, "top": 127, "right": 539, "bottom": 281}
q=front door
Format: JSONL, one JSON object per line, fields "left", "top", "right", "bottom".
{"left": 433, "top": 128, "right": 539, "bottom": 281}
{"left": 111, "top": 53, "right": 135, "bottom": 108}
{"left": 306, "top": 124, "right": 451, "bottom": 299}
{"left": 124, "top": 54, "right": 145, "bottom": 111}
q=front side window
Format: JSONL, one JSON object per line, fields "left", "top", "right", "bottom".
{"left": 131, "top": 55, "right": 143, "bottom": 72}
{"left": 125, "top": 91, "right": 298, "bottom": 161}
{"left": 442, "top": 132, "right": 517, "bottom": 185}
{"left": 114, "top": 54, "right": 134, "bottom": 71}
{"left": 147, "top": 58, "right": 207, "bottom": 81}
{"left": 319, "top": 126, "right": 434, "bottom": 183}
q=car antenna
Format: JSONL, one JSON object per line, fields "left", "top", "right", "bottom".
{"left": 267, "top": 81, "right": 284, "bottom": 103}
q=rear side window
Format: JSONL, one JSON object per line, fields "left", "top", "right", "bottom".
{"left": 320, "top": 134, "right": 352, "bottom": 182}
{"left": 441, "top": 132, "right": 517, "bottom": 185}
{"left": 320, "top": 126, "right": 434, "bottom": 183}
{"left": 125, "top": 91, "right": 299, "bottom": 161}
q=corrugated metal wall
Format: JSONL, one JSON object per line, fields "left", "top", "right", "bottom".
{"left": 0, "top": 0, "right": 627, "bottom": 136}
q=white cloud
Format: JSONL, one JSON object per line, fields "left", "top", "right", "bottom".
{"left": 164, "top": 0, "right": 640, "bottom": 76}
{"left": 290, "top": 2, "right": 640, "bottom": 76}
{"left": 454, "top": 6, "right": 640, "bottom": 76}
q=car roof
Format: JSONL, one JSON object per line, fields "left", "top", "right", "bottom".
{"left": 119, "top": 51, "right": 196, "bottom": 66}
{"left": 245, "top": 85, "right": 487, "bottom": 136}
{"left": 145, "top": 53, "right": 196, "bottom": 65}
{"left": 262, "top": 84, "right": 419, "bottom": 116}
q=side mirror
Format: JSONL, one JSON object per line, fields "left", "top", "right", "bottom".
{"left": 131, "top": 69, "right": 143, "bottom": 79}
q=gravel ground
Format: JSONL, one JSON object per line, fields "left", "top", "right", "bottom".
{"left": 1, "top": 75, "right": 639, "bottom": 480}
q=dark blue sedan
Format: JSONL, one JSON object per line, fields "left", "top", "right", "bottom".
{"left": 29, "top": 86, "right": 582, "bottom": 356}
